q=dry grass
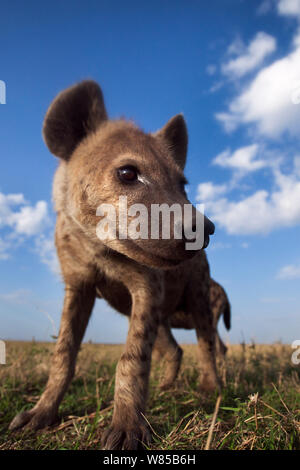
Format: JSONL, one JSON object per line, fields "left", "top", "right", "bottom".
{"left": 0, "top": 341, "right": 299, "bottom": 450}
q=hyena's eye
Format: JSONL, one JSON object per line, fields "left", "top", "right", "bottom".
{"left": 117, "top": 165, "right": 138, "bottom": 184}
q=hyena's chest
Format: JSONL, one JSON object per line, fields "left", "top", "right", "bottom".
{"left": 96, "top": 276, "right": 132, "bottom": 317}
{"left": 96, "top": 265, "right": 189, "bottom": 319}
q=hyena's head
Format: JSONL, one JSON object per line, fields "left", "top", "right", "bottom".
{"left": 43, "top": 80, "right": 214, "bottom": 269}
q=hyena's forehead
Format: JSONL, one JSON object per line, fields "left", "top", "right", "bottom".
{"left": 109, "top": 151, "right": 184, "bottom": 189}
{"left": 88, "top": 122, "right": 184, "bottom": 181}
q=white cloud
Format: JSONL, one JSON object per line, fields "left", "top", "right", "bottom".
{"left": 197, "top": 144, "right": 272, "bottom": 206}
{"left": 210, "top": 3, "right": 300, "bottom": 236}
{"left": 202, "top": 158, "right": 300, "bottom": 235}
{"left": 256, "top": 0, "right": 300, "bottom": 17}
{"left": 0, "top": 190, "right": 60, "bottom": 277}
{"left": 196, "top": 181, "right": 228, "bottom": 201}
{"left": 197, "top": 145, "right": 271, "bottom": 204}
{"left": 9, "top": 201, "right": 48, "bottom": 236}
{"left": 0, "top": 192, "right": 49, "bottom": 236}
{"left": 214, "top": 112, "right": 238, "bottom": 132}
{"left": 216, "top": 30, "right": 300, "bottom": 138}
{"left": 209, "top": 81, "right": 224, "bottom": 94}
{"left": 0, "top": 193, "right": 26, "bottom": 227}
{"left": 0, "top": 191, "right": 52, "bottom": 265}
{"left": 277, "top": 263, "right": 300, "bottom": 279}
{"left": 222, "top": 32, "right": 276, "bottom": 78}
{"left": 227, "top": 36, "right": 244, "bottom": 56}
{"left": 212, "top": 144, "right": 267, "bottom": 173}
{"left": 277, "top": 0, "right": 300, "bottom": 16}
{"left": 35, "top": 235, "right": 60, "bottom": 276}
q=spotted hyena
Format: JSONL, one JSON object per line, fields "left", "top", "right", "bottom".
{"left": 10, "top": 80, "right": 218, "bottom": 450}
{"left": 152, "top": 278, "right": 231, "bottom": 390}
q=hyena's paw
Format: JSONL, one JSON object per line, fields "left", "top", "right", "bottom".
{"left": 101, "top": 421, "right": 151, "bottom": 450}
{"left": 159, "top": 354, "right": 182, "bottom": 390}
{"left": 159, "top": 378, "right": 176, "bottom": 391}
{"left": 159, "top": 382, "right": 173, "bottom": 391}
{"left": 9, "top": 407, "right": 57, "bottom": 432}
{"left": 199, "top": 373, "right": 221, "bottom": 394}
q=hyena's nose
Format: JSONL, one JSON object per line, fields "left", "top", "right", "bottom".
{"left": 182, "top": 214, "right": 215, "bottom": 247}
{"left": 203, "top": 215, "right": 215, "bottom": 248}
{"left": 204, "top": 215, "right": 215, "bottom": 237}
{"left": 180, "top": 208, "right": 215, "bottom": 249}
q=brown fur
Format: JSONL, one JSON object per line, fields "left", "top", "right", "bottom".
{"left": 9, "top": 80, "right": 218, "bottom": 450}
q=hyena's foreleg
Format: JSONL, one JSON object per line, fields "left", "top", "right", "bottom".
{"left": 102, "top": 271, "right": 162, "bottom": 450}
{"left": 9, "top": 283, "right": 95, "bottom": 431}
{"left": 186, "top": 279, "right": 220, "bottom": 393}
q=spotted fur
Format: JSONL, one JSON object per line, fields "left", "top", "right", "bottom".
{"left": 10, "top": 80, "right": 219, "bottom": 450}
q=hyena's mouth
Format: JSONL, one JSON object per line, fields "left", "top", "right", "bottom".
{"left": 106, "top": 237, "right": 194, "bottom": 268}
{"left": 131, "top": 240, "right": 199, "bottom": 268}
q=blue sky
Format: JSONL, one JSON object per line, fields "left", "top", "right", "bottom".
{"left": 1, "top": 0, "right": 300, "bottom": 344}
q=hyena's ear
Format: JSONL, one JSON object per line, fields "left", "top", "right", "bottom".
{"left": 154, "top": 114, "right": 188, "bottom": 169}
{"left": 43, "top": 80, "right": 107, "bottom": 160}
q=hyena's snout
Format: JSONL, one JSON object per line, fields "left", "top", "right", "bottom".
{"left": 179, "top": 207, "right": 215, "bottom": 250}
{"left": 203, "top": 215, "right": 215, "bottom": 248}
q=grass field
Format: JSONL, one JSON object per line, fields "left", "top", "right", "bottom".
{"left": 0, "top": 341, "right": 299, "bottom": 450}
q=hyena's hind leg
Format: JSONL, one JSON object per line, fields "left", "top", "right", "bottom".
{"left": 210, "top": 279, "right": 231, "bottom": 357}
{"left": 216, "top": 333, "right": 227, "bottom": 357}
{"left": 186, "top": 273, "right": 220, "bottom": 393}
{"left": 152, "top": 320, "right": 183, "bottom": 390}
